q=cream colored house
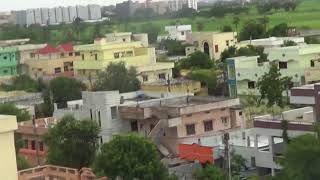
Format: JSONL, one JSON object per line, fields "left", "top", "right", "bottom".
{"left": 185, "top": 31, "right": 237, "bottom": 60}
{"left": 0, "top": 115, "right": 18, "bottom": 180}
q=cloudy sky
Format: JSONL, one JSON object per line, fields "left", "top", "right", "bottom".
{"left": 1, "top": 0, "right": 147, "bottom": 11}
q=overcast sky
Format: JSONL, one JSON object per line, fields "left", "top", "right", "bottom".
{"left": 1, "top": 0, "right": 147, "bottom": 11}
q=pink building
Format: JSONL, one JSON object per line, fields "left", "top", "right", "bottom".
{"left": 16, "top": 117, "right": 57, "bottom": 166}
{"left": 119, "top": 96, "right": 243, "bottom": 155}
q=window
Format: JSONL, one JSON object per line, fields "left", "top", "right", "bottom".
{"left": 30, "top": 53, "right": 35, "bottom": 58}
{"left": 69, "top": 52, "right": 73, "bottom": 56}
{"left": 64, "top": 66, "right": 69, "bottom": 71}
{"left": 90, "top": 109, "right": 93, "bottom": 120}
{"left": 31, "top": 140, "right": 36, "bottom": 150}
{"left": 181, "top": 31, "right": 185, "bottom": 35}
{"left": 3, "top": 69, "right": 8, "bottom": 74}
{"left": 39, "top": 142, "right": 44, "bottom": 151}
{"left": 82, "top": 54, "right": 84, "bottom": 60}
{"left": 215, "top": 45, "right": 219, "bottom": 53}
{"left": 95, "top": 54, "right": 98, "bottom": 60}
{"left": 251, "top": 157, "right": 256, "bottom": 167}
{"left": 239, "top": 111, "right": 243, "bottom": 116}
{"left": 186, "top": 114, "right": 192, "bottom": 117}
{"left": 226, "top": 40, "right": 230, "bottom": 46}
{"left": 122, "top": 38, "right": 126, "bottom": 42}
{"left": 38, "top": 68, "right": 42, "bottom": 71}
{"left": 75, "top": 52, "right": 80, "bottom": 56}
{"left": 111, "top": 106, "right": 117, "bottom": 119}
{"left": 98, "top": 111, "right": 101, "bottom": 127}
{"left": 24, "top": 139, "right": 29, "bottom": 149}
{"left": 279, "top": 62, "right": 287, "bottom": 69}
{"left": 221, "top": 117, "right": 228, "bottom": 124}
{"left": 100, "top": 136, "right": 103, "bottom": 144}
{"left": 203, "top": 120, "right": 213, "bottom": 132}
{"left": 131, "top": 121, "right": 138, "bottom": 131}
{"left": 186, "top": 124, "right": 196, "bottom": 135}
{"left": 3, "top": 55, "right": 7, "bottom": 60}
{"left": 142, "top": 75, "right": 148, "bottom": 82}
{"left": 114, "top": 52, "right": 120, "bottom": 59}
{"left": 54, "top": 67, "right": 61, "bottom": 74}
{"left": 311, "top": 60, "right": 315, "bottom": 67}
{"left": 60, "top": 53, "right": 65, "bottom": 57}
{"left": 248, "top": 81, "right": 255, "bottom": 89}
{"left": 158, "top": 73, "right": 166, "bottom": 80}
{"left": 205, "top": 111, "right": 211, "bottom": 114}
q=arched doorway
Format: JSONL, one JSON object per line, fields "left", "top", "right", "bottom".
{"left": 203, "top": 42, "right": 209, "bottom": 56}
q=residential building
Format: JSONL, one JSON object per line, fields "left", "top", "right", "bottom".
{"left": 16, "top": 117, "right": 57, "bottom": 166}
{"left": 0, "top": 47, "right": 18, "bottom": 78}
{"left": 74, "top": 33, "right": 174, "bottom": 83}
{"left": 76, "top": 5, "right": 90, "bottom": 21}
{"left": 0, "top": 12, "right": 12, "bottom": 25}
{"left": 0, "top": 115, "right": 18, "bottom": 180}
{"left": 290, "top": 83, "right": 320, "bottom": 106}
{"left": 227, "top": 44, "right": 320, "bottom": 97}
{"left": 158, "top": 25, "right": 192, "bottom": 42}
{"left": 25, "top": 43, "right": 79, "bottom": 80}
{"left": 18, "top": 165, "right": 106, "bottom": 180}
{"left": 12, "top": 5, "right": 102, "bottom": 26}
{"left": 231, "top": 107, "right": 315, "bottom": 176}
{"left": 239, "top": 37, "right": 305, "bottom": 52}
{"left": 147, "top": 1, "right": 169, "bottom": 15}
{"left": 53, "top": 90, "right": 244, "bottom": 154}
{"left": 168, "top": 0, "right": 198, "bottom": 11}
{"left": 115, "top": 0, "right": 145, "bottom": 18}
{"left": 88, "top": 4, "right": 102, "bottom": 20}
{"left": 186, "top": 32, "right": 237, "bottom": 60}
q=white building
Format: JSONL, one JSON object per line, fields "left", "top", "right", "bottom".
{"left": 41, "top": 8, "right": 49, "bottom": 25}
{"left": 168, "top": 0, "right": 198, "bottom": 11}
{"left": 55, "top": 7, "right": 63, "bottom": 24}
{"left": 48, "top": 8, "right": 57, "bottom": 25}
{"left": 76, "top": 5, "right": 89, "bottom": 21}
{"left": 88, "top": 4, "right": 102, "bottom": 20}
{"left": 34, "top": 9, "right": 42, "bottom": 25}
{"left": 62, "top": 7, "right": 70, "bottom": 23}
{"left": 26, "top": 9, "right": 35, "bottom": 26}
{"left": 68, "top": 6, "right": 78, "bottom": 22}
{"left": 158, "top": 25, "right": 192, "bottom": 42}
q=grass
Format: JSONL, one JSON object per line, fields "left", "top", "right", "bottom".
{"left": 113, "top": 0, "right": 320, "bottom": 34}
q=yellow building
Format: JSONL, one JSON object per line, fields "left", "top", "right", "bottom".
{"left": 0, "top": 115, "right": 18, "bottom": 180}
{"left": 25, "top": 43, "right": 79, "bottom": 80}
{"left": 74, "top": 32, "right": 174, "bottom": 83}
{"left": 185, "top": 32, "right": 237, "bottom": 60}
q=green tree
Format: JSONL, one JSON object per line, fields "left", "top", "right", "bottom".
{"left": 257, "top": 63, "right": 290, "bottom": 107}
{"left": 160, "top": 39, "right": 188, "bottom": 56}
{"left": 180, "top": 51, "right": 214, "bottom": 69}
{"left": 196, "top": 21, "right": 204, "bottom": 31}
{"left": 268, "top": 23, "right": 289, "bottom": 37}
{"left": 187, "top": 69, "right": 217, "bottom": 90}
{"left": 220, "top": 46, "right": 237, "bottom": 62}
{"left": 222, "top": 25, "right": 233, "bottom": 32}
{"left": 94, "top": 62, "right": 140, "bottom": 93}
{"left": 193, "top": 164, "right": 225, "bottom": 180}
{"left": 0, "top": 75, "right": 42, "bottom": 92}
{"left": 43, "top": 115, "right": 100, "bottom": 169}
{"left": 141, "top": 23, "right": 160, "bottom": 44}
{"left": 239, "top": 20, "right": 266, "bottom": 41}
{"left": 46, "top": 77, "right": 86, "bottom": 109}
{"left": 231, "top": 152, "right": 247, "bottom": 178}
{"left": 281, "top": 120, "right": 290, "bottom": 144}
{"left": 233, "top": 17, "right": 240, "bottom": 33}
{"left": 17, "top": 155, "right": 31, "bottom": 170}
{"left": 258, "top": 16, "right": 269, "bottom": 32}
{"left": 93, "top": 134, "right": 169, "bottom": 180}
{"left": 278, "top": 125, "right": 320, "bottom": 180}
{"left": 0, "top": 103, "right": 30, "bottom": 122}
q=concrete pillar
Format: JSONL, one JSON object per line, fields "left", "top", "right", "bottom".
{"left": 254, "top": 134, "right": 259, "bottom": 149}
{"left": 271, "top": 168, "right": 275, "bottom": 176}
{"left": 268, "top": 136, "right": 274, "bottom": 153}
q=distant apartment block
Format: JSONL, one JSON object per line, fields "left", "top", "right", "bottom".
{"left": 12, "top": 4, "right": 102, "bottom": 26}
{"left": 168, "top": 0, "right": 198, "bottom": 11}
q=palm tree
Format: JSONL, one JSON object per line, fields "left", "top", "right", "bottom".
{"left": 233, "top": 17, "right": 240, "bottom": 33}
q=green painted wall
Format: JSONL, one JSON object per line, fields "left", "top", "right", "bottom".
{"left": 0, "top": 48, "right": 17, "bottom": 77}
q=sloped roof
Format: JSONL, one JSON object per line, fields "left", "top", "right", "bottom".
{"left": 58, "top": 42, "right": 74, "bottom": 52}
{"left": 37, "top": 44, "right": 60, "bottom": 55}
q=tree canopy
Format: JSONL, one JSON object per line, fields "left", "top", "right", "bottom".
{"left": 277, "top": 124, "right": 320, "bottom": 180}
{"left": 0, "top": 75, "right": 43, "bottom": 92}
{"left": 179, "top": 51, "right": 214, "bottom": 69}
{"left": 94, "top": 62, "right": 141, "bottom": 93}
{"left": 43, "top": 115, "right": 100, "bottom": 169}
{"left": 192, "top": 164, "right": 225, "bottom": 180}
{"left": 93, "top": 134, "right": 169, "bottom": 180}
{"left": 0, "top": 103, "right": 31, "bottom": 122}
{"left": 257, "top": 62, "right": 292, "bottom": 107}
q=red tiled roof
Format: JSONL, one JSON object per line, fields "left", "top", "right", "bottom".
{"left": 37, "top": 44, "right": 60, "bottom": 55}
{"left": 179, "top": 144, "right": 214, "bottom": 164}
{"left": 58, "top": 42, "right": 74, "bottom": 52}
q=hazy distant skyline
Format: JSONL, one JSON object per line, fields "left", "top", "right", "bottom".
{"left": 1, "top": 0, "right": 148, "bottom": 11}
